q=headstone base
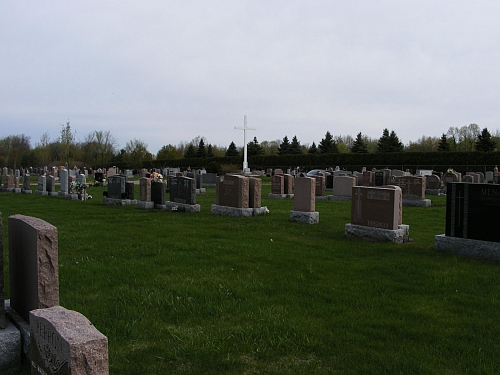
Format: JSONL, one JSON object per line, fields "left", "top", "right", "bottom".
{"left": 316, "top": 195, "right": 351, "bottom": 201}
{"left": 22, "top": 189, "right": 32, "bottom": 194}
{"left": 102, "top": 198, "right": 135, "bottom": 206}
{"left": 425, "top": 189, "right": 443, "bottom": 195}
{"left": 196, "top": 188, "right": 206, "bottom": 194}
{"left": 402, "top": 199, "right": 432, "bottom": 207}
{"left": 434, "top": 234, "right": 500, "bottom": 261}
{"left": 157, "top": 201, "right": 201, "bottom": 213}
{"left": 290, "top": 211, "right": 319, "bottom": 224}
{"left": 5, "top": 300, "right": 30, "bottom": 362}
{"left": 211, "top": 204, "right": 268, "bottom": 217}
{"left": 12, "top": 188, "right": 21, "bottom": 193}
{"left": 66, "top": 193, "right": 79, "bottom": 200}
{"left": 137, "top": 201, "right": 155, "bottom": 209}
{"left": 0, "top": 320, "right": 21, "bottom": 372}
{"left": 58, "top": 191, "right": 68, "bottom": 196}
{"left": 35, "top": 191, "right": 48, "bottom": 196}
{"left": 268, "top": 193, "right": 294, "bottom": 199}
{"left": 48, "top": 192, "right": 58, "bottom": 196}
{"left": 345, "top": 224, "right": 410, "bottom": 243}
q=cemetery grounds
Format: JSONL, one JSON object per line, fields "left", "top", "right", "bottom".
{"left": 2, "top": 177, "right": 499, "bottom": 375}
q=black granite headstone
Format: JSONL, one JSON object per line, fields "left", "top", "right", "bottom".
{"left": 170, "top": 176, "right": 196, "bottom": 205}
{"left": 107, "top": 175, "right": 126, "bottom": 199}
{"left": 326, "top": 175, "right": 334, "bottom": 189}
{"left": 151, "top": 181, "right": 166, "bottom": 205}
{"left": 95, "top": 172, "right": 104, "bottom": 182}
{"left": 374, "top": 172, "right": 384, "bottom": 186}
{"left": 125, "top": 182, "right": 135, "bottom": 200}
{"left": 446, "top": 182, "right": 500, "bottom": 242}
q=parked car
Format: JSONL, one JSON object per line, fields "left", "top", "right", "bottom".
{"left": 306, "top": 169, "right": 327, "bottom": 177}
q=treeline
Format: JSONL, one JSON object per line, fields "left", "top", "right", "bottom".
{"left": 0, "top": 121, "right": 499, "bottom": 171}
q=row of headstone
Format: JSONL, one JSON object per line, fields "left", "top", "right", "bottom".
{"left": 0, "top": 214, "right": 108, "bottom": 373}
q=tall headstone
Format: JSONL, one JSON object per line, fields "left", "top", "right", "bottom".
{"left": 107, "top": 175, "right": 126, "bottom": 199}
{"left": 37, "top": 175, "right": 47, "bottom": 195}
{"left": 446, "top": 183, "right": 500, "bottom": 242}
{"left": 59, "top": 169, "right": 69, "bottom": 194}
{"left": 374, "top": 171, "right": 384, "bottom": 186}
{"left": 314, "top": 175, "right": 325, "bottom": 196}
{"left": 216, "top": 174, "right": 249, "bottom": 208}
{"left": 351, "top": 186, "right": 402, "bottom": 230}
{"left": 294, "top": 177, "right": 316, "bottom": 212}
{"left": 271, "top": 175, "right": 284, "bottom": 194}
{"left": 139, "top": 177, "right": 151, "bottom": 201}
{"left": 283, "top": 174, "right": 294, "bottom": 194}
{"left": 46, "top": 175, "right": 55, "bottom": 194}
{"left": 170, "top": 176, "right": 196, "bottom": 205}
{"left": 125, "top": 181, "right": 135, "bottom": 200}
{"left": 4, "top": 175, "right": 14, "bottom": 189}
{"left": 248, "top": 177, "right": 262, "bottom": 208}
{"left": 8, "top": 215, "right": 59, "bottom": 322}
{"left": 151, "top": 181, "right": 166, "bottom": 205}
{"left": 30, "top": 306, "right": 109, "bottom": 375}
{"left": 332, "top": 176, "right": 357, "bottom": 197}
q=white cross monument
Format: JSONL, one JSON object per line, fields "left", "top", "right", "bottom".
{"left": 235, "top": 115, "right": 256, "bottom": 173}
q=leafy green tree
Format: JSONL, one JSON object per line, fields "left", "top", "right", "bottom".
{"left": 225, "top": 141, "right": 239, "bottom": 157}
{"left": 60, "top": 120, "right": 76, "bottom": 166}
{"left": 318, "top": 131, "right": 338, "bottom": 154}
{"left": 437, "top": 134, "right": 451, "bottom": 152}
{"left": 351, "top": 132, "right": 368, "bottom": 153}
{"left": 278, "top": 136, "right": 291, "bottom": 155}
{"left": 475, "top": 128, "right": 496, "bottom": 152}
{"left": 308, "top": 141, "right": 318, "bottom": 154}
{"left": 288, "top": 136, "right": 303, "bottom": 154}
{"left": 125, "top": 139, "right": 150, "bottom": 170}
{"left": 157, "top": 144, "right": 179, "bottom": 161}
{"left": 377, "top": 129, "right": 403, "bottom": 153}
{"left": 184, "top": 144, "right": 196, "bottom": 158}
{"left": 247, "top": 137, "right": 264, "bottom": 156}
{"left": 196, "top": 139, "right": 206, "bottom": 158}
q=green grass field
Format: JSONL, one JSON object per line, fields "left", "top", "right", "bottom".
{"left": 2, "top": 179, "right": 499, "bottom": 374}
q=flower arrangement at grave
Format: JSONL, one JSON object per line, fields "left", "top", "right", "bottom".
{"left": 71, "top": 181, "right": 92, "bottom": 200}
{"left": 446, "top": 168, "right": 455, "bottom": 174}
{"left": 150, "top": 172, "right": 163, "bottom": 183}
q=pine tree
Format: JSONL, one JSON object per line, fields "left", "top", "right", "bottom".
{"left": 196, "top": 139, "right": 206, "bottom": 158}
{"left": 184, "top": 144, "right": 196, "bottom": 158}
{"left": 225, "top": 141, "right": 239, "bottom": 157}
{"left": 247, "top": 137, "right": 264, "bottom": 156}
{"left": 289, "top": 136, "right": 302, "bottom": 154}
{"left": 206, "top": 144, "right": 214, "bottom": 158}
{"left": 377, "top": 129, "right": 403, "bottom": 153}
{"left": 388, "top": 130, "right": 404, "bottom": 152}
{"left": 351, "top": 132, "right": 368, "bottom": 153}
{"left": 437, "top": 134, "right": 450, "bottom": 152}
{"left": 318, "top": 131, "right": 338, "bottom": 154}
{"left": 278, "top": 136, "right": 291, "bottom": 155}
{"left": 308, "top": 141, "right": 318, "bottom": 154}
{"left": 475, "top": 128, "right": 496, "bottom": 152}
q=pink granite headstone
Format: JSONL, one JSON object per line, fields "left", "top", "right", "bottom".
{"left": 294, "top": 177, "right": 316, "bottom": 212}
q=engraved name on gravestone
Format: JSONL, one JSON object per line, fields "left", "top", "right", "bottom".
{"left": 107, "top": 175, "right": 125, "bottom": 199}
{"left": 271, "top": 175, "right": 284, "bottom": 194}
{"left": 351, "top": 186, "right": 402, "bottom": 230}
{"left": 216, "top": 175, "right": 249, "bottom": 208}
{"left": 170, "top": 176, "right": 196, "bottom": 205}
{"left": 8, "top": 215, "right": 59, "bottom": 322}
{"left": 30, "top": 306, "right": 109, "bottom": 375}
{"left": 446, "top": 182, "right": 500, "bottom": 242}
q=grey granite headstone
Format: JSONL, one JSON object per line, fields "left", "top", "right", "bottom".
{"left": 37, "top": 175, "right": 46, "bottom": 192}
{"left": 30, "top": 306, "right": 108, "bottom": 375}
{"left": 107, "top": 175, "right": 125, "bottom": 199}
{"left": 46, "top": 175, "right": 55, "bottom": 193}
{"left": 59, "top": 169, "right": 69, "bottom": 194}
{"left": 170, "top": 176, "right": 196, "bottom": 205}
{"left": 8, "top": 215, "right": 59, "bottom": 322}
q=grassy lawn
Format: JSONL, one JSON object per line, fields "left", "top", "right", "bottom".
{"left": 2, "top": 178, "right": 499, "bottom": 374}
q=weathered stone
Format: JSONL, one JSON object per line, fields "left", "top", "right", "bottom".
{"left": 351, "top": 186, "right": 402, "bottom": 230}
{"left": 435, "top": 234, "right": 500, "bottom": 261}
{"left": 345, "top": 223, "right": 410, "bottom": 243}
{"left": 8, "top": 215, "right": 59, "bottom": 322}
{"left": 290, "top": 211, "right": 319, "bottom": 224}
{"left": 30, "top": 306, "right": 108, "bottom": 375}
{"left": 0, "top": 320, "right": 21, "bottom": 371}
{"left": 139, "top": 177, "right": 151, "bottom": 201}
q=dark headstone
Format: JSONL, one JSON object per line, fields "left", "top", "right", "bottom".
{"left": 151, "top": 181, "right": 166, "bottom": 205}
{"left": 107, "top": 175, "right": 126, "bottom": 199}
{"left": 170, "top": 176, "right": 196, "bottom": 205}
{"left": 446, "top": 183, "right": 500, "bottom": 242}
{"left": 125, "top": 181, "right": 135, "bottom": 200}
{"left": 326, "top": 175, "right": 334, "bottom": 189}
{"left": 216, "top": 174, "right": 249, "bottom": 208}
{"left": 95, "top": 171, "right": 104, "bottom": 182}
{"left": 374, "top": 171, "right": 384, "bottom": 186}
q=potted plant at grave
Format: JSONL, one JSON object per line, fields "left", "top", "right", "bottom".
{"left": 150, "top": 172, "right": 163, "bottom": 183}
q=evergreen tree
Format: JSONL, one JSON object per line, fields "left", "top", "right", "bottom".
{"left": 206, "top": 144, "right": 214, "bottom": 158}
{"left": 225, "top": 141, "right": 239, "bottom": 157}
{"left": 184, "top": 144, "right": 196, "bottom": 158}
{"left": 475, "top": 128, "right": 496, "bottom": 152}
{"left": 377, "top": 129, "right": 403, "bottom": 153}
{"left": 351, "top": 132, "right": 368, "bottom": 153}
{"left": 247, "top": 137, "right": 264, "bottom": 156}
{"left": 196, "top": 139, "right": 206, "bottom": 158}
{"left": 308, "top": 141, "right": 318, "bottom": 154}
{"left": 278, "top": 136, "right": 291, "bottom": 155}
{"left": 318, "top": 131, "right": 338, "bottom": 154}
{"left": 437, "top": 134, "right": 451, "bottom": 152}
{"left": 289, "top": 135, "right": 303, "bottom": 154}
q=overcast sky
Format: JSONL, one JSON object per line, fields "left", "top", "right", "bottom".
{"left": 2, "top": 1, "right": 500, "bottom": 154}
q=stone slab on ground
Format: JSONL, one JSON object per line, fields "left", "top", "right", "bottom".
{"left": 0, "top": 319, "right": 21, "bottom": 372}
{"left": 345, "top": 223, "right": 410, "bottom": 243}
{"left": 5, "top": 300, "right": 30, "bottom": 362}
{"left": 290, "top": 211, "right": 319, "bottom": 224}
{"left": 137, "top": 201, "right": 155, "bottom": 209}
{"left": 434, "top": 234, "right": 500, "bottom": 261}
{"left": 402, "top": 199, "right": 432, "bottom": 207}
{"left": 102, "top": 198, "right": 135, "bottom": 206}
{"left": 268, "top": 193, "right": 294, "bottom": 199}
{"left": 22, "top": 189, "right": 32, "bottom": 194}
{"left": 211, "top": 204, "right": 268, "bottom": 217}
{"left": 157, "top": 201, "right": 201, "bottom": 213}
{"left": 425, "top": 189, "right": 443, "bottom": 195}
